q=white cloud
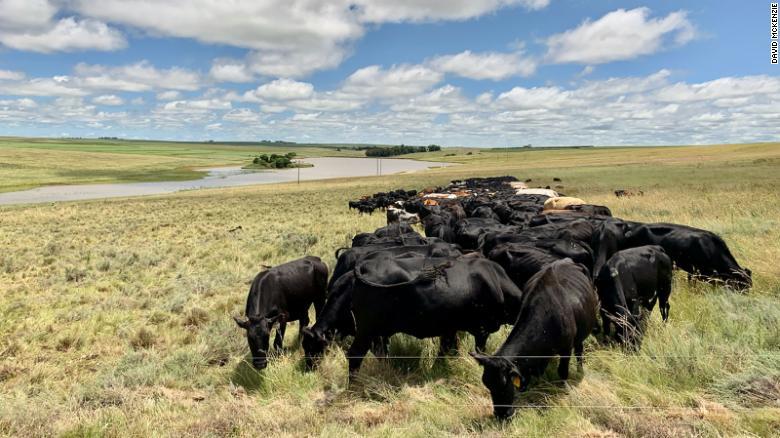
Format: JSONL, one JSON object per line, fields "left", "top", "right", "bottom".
{"left": 210, "top": 59, "right": 254, "bottom": 83}
{"left": 0, "top": 77, "right": 87, "bottom": 96}
{"left": 74, "top": 61, "right": 202, "bottom": 92}
{"left": 0, "top": 17, "right": 126, "bottom": 53}
{"left": 342, "top": 64, "right": 443, "bottom": 99}
{"left": 496, "top": 86, "right": 575, "bottom": 109}
{"left": 0, "top": 0, "right": 57, "bottom": 32}
{"left": 355, "top": 0, "right": 549, "bottom": 22}
{"left": 93, "top": 94, "right": 124, "bottom": 106}
{"left": 389, "top": 85, "right": 471, "bottom": 114}
{"left": 546, "top": 8, "right": 695, "bottom": 64}
{"left": 250, "top": 78, "right": 315, "bottom": 101}
{"left": 156, "top": 90, "right": 182, "bottom": 101}
{"left": 161, "top": 99, "right": 232, "bottom": 112}
{"left": 223, "top": 108, "right": 265, "bottom": 123}
{"left": 654, "top": 75, "right": 780, "bottom": 103}
{"left": 0, "top": 69, "right": 25, "bottom": 80}
{"left": 69, "top": 0, "right": 546, "bottom": 77}
{"left": 430, "top": 50, "right": 536, "bottom": 80}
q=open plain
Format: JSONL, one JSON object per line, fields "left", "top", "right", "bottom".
{"left": 1, "top": 141, "right": 779, "bottom": 437}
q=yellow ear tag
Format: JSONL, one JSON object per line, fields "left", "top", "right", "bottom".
{"left": 512, "top": 376, "right": 521, "bottom": 388}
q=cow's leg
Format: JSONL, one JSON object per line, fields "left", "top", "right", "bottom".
{"left": 601, "top": 311, "right": 611, "bottom": 341}
{"left": 347, "top": 335, "right": 371, "bottom": 381}
{"left": 473, "top": 332, "right": 489, "bottom": 353}
{"left": 557, "top": 349, "right": 571, "bottom": 380}
{"left": 438, "top": 332, "right": 458, "bottom": 356}
{"left": 370, "top": 336, "right": 389, "bottom": 358}
{"left": 274, "top": 322, "right": 286, "bottom": 351}
{"left": 574, "top": 342, "right": 584, "bottom": 372}
{"left": 313, "top": 295, "right": 326, "bottom": 321}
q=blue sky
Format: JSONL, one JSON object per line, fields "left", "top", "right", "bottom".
{"left": 0, "top": 0, "right": 778, "bottom": 146}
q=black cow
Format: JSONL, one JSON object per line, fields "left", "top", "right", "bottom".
{"left": 351, "top": 223, "right": 418, "bottom": 247}
{"left": 595, "top": 245, "right": 673, "bottom": 345}
{"left": 421, "top": 211, "right": 457, "bottom": 242}
{"left": 304, "top": 243, "right": 464, "bottom": 368}
{"left": 488, "top": 242, "right": 592, "bottom": 289}
{"left": 234, "top": 256, "right": 328, "bottom": 369}
{"left": 454, "top": 218, "right": 518, "bottom": 250}
{"left": 624, "top": 223, "right": 751, "bottom": 290}
{"left": 347, "top": 255, "right": 524, "bottom": 380}
{"left": 329, "top": 240, "right": 458, "bottom": 291}
{"left": 472, "top": 259, "right": 598, "bottom": 419}
{"left": 566, "top": 204, "right": 612, "bottom": 216}
{"left": 301, "top": 271, "right": 359, "bottom": 368}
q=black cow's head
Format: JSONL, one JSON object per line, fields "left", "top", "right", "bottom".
{"left": 234, "top": 310, "right": 287, "bottom": 370}
{"left": 301, "top": 326, "right": 328, "bottom": 370}
{"left": 471, "top": 352, "right": 525, "bottom": 420}
{"left": 726, "top": 267, "right": 752, "bottom": 291}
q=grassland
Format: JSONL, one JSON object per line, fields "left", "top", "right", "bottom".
{"left": 0, "top": 137, "right": 366, "bottom": 193}
{"left": 0, "top": 142, "right": 779, "bottom": 437}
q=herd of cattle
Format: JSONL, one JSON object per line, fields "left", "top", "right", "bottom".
{"left": 233, "top": 176, "right": 752, "bottom": 419}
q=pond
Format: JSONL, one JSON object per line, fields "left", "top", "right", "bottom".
{"left": 0, "top": 157, "right": 451, "bottom": 205}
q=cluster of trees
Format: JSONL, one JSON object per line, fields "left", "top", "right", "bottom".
{"left": 364, "top": 144, "right": 441, "bottom": 157}
{"left": 252, "top": 152, "right": 297, "bottom": 168}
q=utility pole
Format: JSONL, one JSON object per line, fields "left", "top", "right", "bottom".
{"left": 297, "top": 160, "right": 301, "bottom": 184}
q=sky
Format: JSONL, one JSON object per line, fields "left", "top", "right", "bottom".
{"left": 0, "top": 0, "right": 778, "bottom": 146}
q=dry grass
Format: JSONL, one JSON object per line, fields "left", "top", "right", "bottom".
{"left": 1, "top": 142, "right": 779, "bottom": 437}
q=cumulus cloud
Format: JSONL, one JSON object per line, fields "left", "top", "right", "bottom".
{"left": 342, "top": 64, "right": 443, "bottom": 99}
{"left": 209, "top": 59, "right": 255, "bottom": 83}
{"left": 430, "top": 50, "right": 536, "bottom": 80}
{"left": 92, "top": 94, "right": 124, "bottom": 106}
{"left": 0, "top": 69, "right": 25, "bottom": 80}
{"left": 355, "top": 0, "right": 549, "bottom": 22}
{"left": 0, "top": 0, "right": 57, "bottom": 32}
{"left": 389, "top": 85, "right": 472, "bottom": 114}
{"left": 546, "top": 8, "right": 695, "bottom": 64}
{"left": 249, "top": 79, "right": 315, "bottom": 101}
{"left": 156, "top": 91, "right": 182, "bottom": 101}
{"left": 0, "top": 17, "right": 126, "bottom": 53}
{"left": 74, "top": 61, "right": 202, "bottom": 92}
{"left": 67, "top": 0, "right": 547, "bottom": 77}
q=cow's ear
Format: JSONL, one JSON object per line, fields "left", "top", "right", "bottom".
{"left": 469, "top": 351, "right": 494, "bottom": 368}
{"left": 233, "top": 316, "right": 250, "bottom": 330}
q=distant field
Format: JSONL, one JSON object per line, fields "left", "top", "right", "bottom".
{"left": 0, "top": 142, "right": 779, "bottom": 436}
{"left": 0, "top": 137, "right": 367, "bottom": 192}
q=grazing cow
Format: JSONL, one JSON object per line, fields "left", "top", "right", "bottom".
{"left": 595, "top": 246, "right": 673, "bottom": 344}
{"left": 301, "top": 271, "right": 359, "bottom": 368}
{"left": 422, "top": 213, "right": 457, "bottom": 242}
{"left": 234, "top": 256, "right": 328, "bottom": 369}
{"left": 454, "top": 218, "right": 518, "bottom": 250}
{"left": 565, "top": 204, "right": 612, "bottom": 217}
{"left": 488, "top": 242, "right": 592, "bottom": 289}
{"left": 351, "top": 223, "right": 420, "bottom": 247}
{"left": 347, "top": 255, "right": 524, "bottom": 380}
{"left": 624, "top": 223, "right": 751, "bottom": 290}
{"left": 471, "top": 259, "right": 598, "bottom": 419}
{"left": 543, "top": 196, "right": 586, "bottom": 211}
{"left": 330, "top": 240, "right": 459, "bottom": 292}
